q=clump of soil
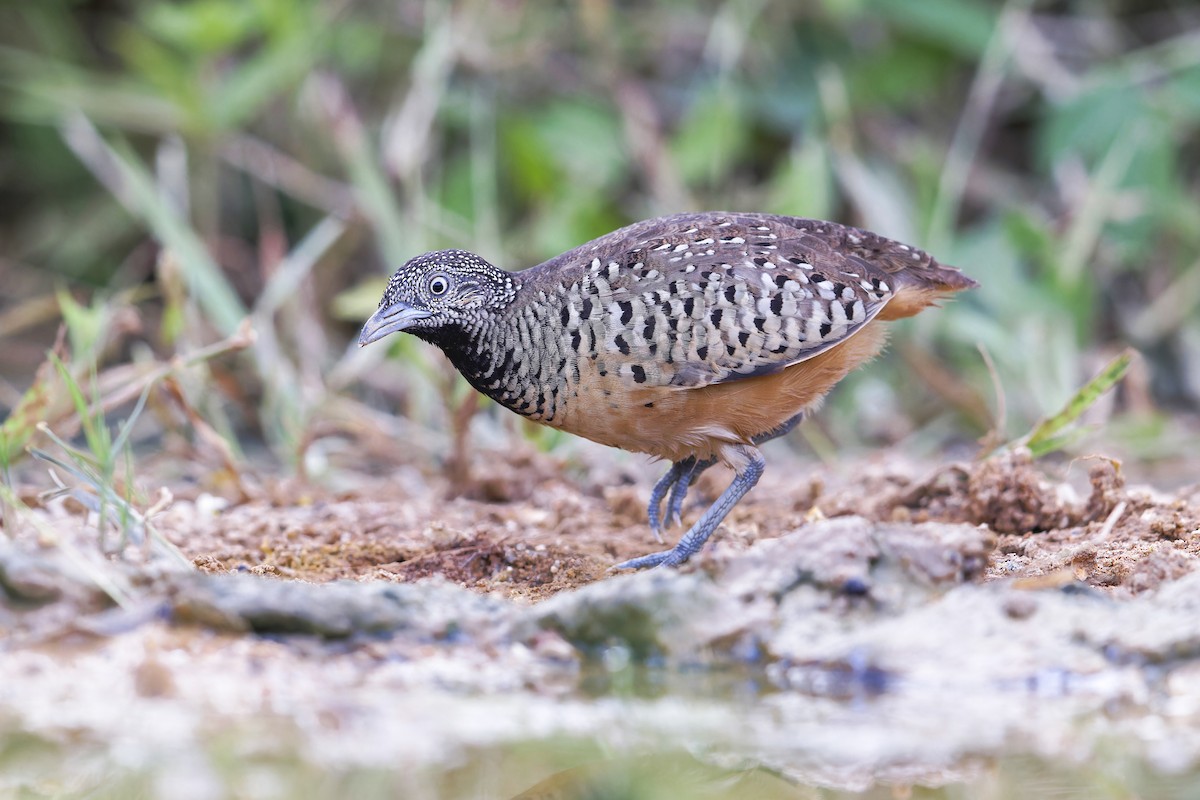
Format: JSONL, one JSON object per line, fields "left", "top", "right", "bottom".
{"left": 841, "top": 449, "right": 1200, "bottom": 593}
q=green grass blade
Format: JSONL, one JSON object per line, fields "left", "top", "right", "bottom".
{"left": 29, "top": 444, "right": 103, "bottom": 491}
{"left": 341, "top": 121, "right": 409, "bottom": 266}
{"left": 255, "top": 215, "right": 348, "bottom": 316}
{"left": 1021, "top": 349, "right": 1135, "bottom": 457}
{"left": 59, "top": 112, "right": 247, "bottom": 335}
{"left": 110, "top": 380, "right": 155, "bottom": 456}
{"left": 1057, "top": 122, "right": 1147, "bottom": 290}
{"left": 48, "top": 353, "right": 105, "bottom": 464}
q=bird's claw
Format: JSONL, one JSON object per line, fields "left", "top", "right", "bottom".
{"left": 646, "top": 459, "right": 693, "bottom": 543}
{"left": 612, "top": 549, "right": 677, "bottom": 570}
{"left": 664, "top": 481, "right": 690, "bottom": 530}
{"left": 620, "top": 449, "right": 765, "bottom": 570}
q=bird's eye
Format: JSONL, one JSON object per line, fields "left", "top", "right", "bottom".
{"left": 429, "top": 274, "right": 450, "bottom": 296}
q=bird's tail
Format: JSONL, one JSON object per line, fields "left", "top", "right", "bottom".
{"left": 879, "top": 258, "right": 978, "bottom": 320}
{"left": 902, "top": 257, "right": 978, "bottom": 292}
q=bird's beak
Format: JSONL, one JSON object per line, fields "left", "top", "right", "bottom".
{"left": 358, "top": 302, "right": 433, "bottom": 347}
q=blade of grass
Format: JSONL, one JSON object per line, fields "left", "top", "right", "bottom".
{"left": 926, "top": 0, "right": 1033, "bottom": 252}
{"left": 255, "top": 215, "right": 348, "bottom": 316}
{"left": 977, "top": 342, "right": 1007, "bottom": 451}
{"left": 109, "top": 380, "right": 155, "bottom": 456}
{"left": 314, "top": 74, "right": 409, "bottom": 264}
{"left": 36, "top": 355, "right": 117, "bottom": 546}
{"left": 49, "top": 353, "right": 107, "bottom": 470}
{"left": 220, "top": 134, "right": 354, "bottom": 215}
{"left": 1057, "top": 122, "right": 1147, "bottom": 290}
{"left": 0, "top": 45, "right": 185, "bottom": 132}
{"left": 0, "top": 482, "right": 135, "bottom": 607}
{"left": 1018, "top": 349, "right": 1135, "bottom": 458}
{"left": 31, "top": 444, "right": 191, "bottom": 568}
{"left": 60, "top": 322, "right": 256, "bottom": 452}
{"left": 59, "top": 111, "right": 247, "bottom": 335}
{"left": 251, "top": 215, "right": 349, "bottom": 451}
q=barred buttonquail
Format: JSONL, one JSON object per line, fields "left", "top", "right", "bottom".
{"left": 359, "top": 212, "right": 977, "bottom": 569}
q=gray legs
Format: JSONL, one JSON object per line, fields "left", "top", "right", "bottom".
{"left": 751, "top": 412, "right": 805, "bottom": 446}
{"left": 642, "top": 412, "right": 804, "bottom": 543}
{"left": 646, "top": 455, "right": 716, "bottom": 540}
{"left": 619, "top": 412, "right": 804, "bottom": 570}
{"left": 615, "top": 449, "right": 766, "bottom": 570}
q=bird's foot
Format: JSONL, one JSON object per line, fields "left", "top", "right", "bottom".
{"left": 663, "top": 456, "right": 715, "bottom": 528}
{"left": 611, "top": 543, "right": 695, "bottom": 571}
{"left": 612, "top": 515, "right": 715, "bottom": 570}
{"left": 646, "top": 456, "right": 717, "bottom": 542}
{"left": 617, "top": 448, "right": 765, "bottom": 571}
{"left": 646, "top": 458, "right": 696, "bottom": 542}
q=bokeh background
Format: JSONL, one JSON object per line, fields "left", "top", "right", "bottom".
{"left": 2, "top": 0, "right": 1199, "bottom": 479}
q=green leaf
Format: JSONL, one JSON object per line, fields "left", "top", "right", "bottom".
{"left": 213, "top": 31, "right": 319, "bottom": 130}
{"left": 845, "top": 40, "right": 953, "bottom": 108}
{"left": 501, "top": 100, "right": 626, "bottom": 196}
{"left": 141, "top": 0, "right": 262, "bottom": 55}
{"left": 438, "top": 153, "right": 477, "bottom": 226}
{"left": 1168, "top": 63, "right": 1200, "bottom": 122}
{"left": 538, "top": 101, "right": 626, "bottom": 187}
{"left": 868, "top": 0, "right": 996, "bottom": 58}
{"left": 49, "top": 352, "right": 108, "bottom": 467}
{"left": 55, "top": 290, "right": 104, "bottom": 359}
{"left": 1038, "top": 83, "right": 1156, "bottom": 167}
{"left": 500, "top": 115, "right": 559, "bottom": 201}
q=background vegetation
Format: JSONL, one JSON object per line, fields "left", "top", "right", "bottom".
{"left": 2, "top": 0, "right": 1199, "bottom": 485}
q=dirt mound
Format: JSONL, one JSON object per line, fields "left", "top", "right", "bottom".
{"left": 830, "top": 449, "right": 1200, "bottom": 593}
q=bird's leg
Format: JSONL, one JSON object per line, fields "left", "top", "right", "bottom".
{"left": 752, "top": 411, "right": 805, "bottom": 445}
{"left": 663, "top": 456, "right": 715, "bottom": 528}
{"left": 661, "top": 413, "right": 803, "bottom": 530}
{"left": 615, "top": 445, "right": 766, "bottom": 570}
{"left": 647, "top": 458, "right": 695, "bottom": 542}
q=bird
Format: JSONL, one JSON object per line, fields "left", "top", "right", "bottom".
{"left": 359, "top": 212, "right": 977, "bottom": 570}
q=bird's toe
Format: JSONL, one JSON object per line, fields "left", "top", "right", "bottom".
{"left": 611, "top": 550, "right": 675, "bottom": 571}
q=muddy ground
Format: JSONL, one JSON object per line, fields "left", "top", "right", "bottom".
{"left": 3, "top": 441, "right": 1200, "bottom": 799}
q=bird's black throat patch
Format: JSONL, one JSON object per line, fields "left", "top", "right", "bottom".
{"left": 418, "top": 323, "right": 528, "bottom": 412}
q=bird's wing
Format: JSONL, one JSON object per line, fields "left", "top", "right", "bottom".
{"left": 566, "top": 216, "right": 897, "bottom": 390}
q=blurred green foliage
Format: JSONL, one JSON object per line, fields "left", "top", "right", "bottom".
{"left": 0, "top": 0, "right": 1198, "bottom": 464}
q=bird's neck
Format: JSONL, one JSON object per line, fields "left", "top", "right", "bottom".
{"left": 419, "top": 311, "right": 542, "bottom": 417}
{"left": 416, "top": 322, "right": 492, "bottom": 382}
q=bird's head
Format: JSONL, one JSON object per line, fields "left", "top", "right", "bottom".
{"left": 358, "top": 249, "right": 517, "bottom": 346}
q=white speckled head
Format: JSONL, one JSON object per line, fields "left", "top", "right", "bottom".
{"left": 359, "top": 249, "right": 517, "bottom": 346}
